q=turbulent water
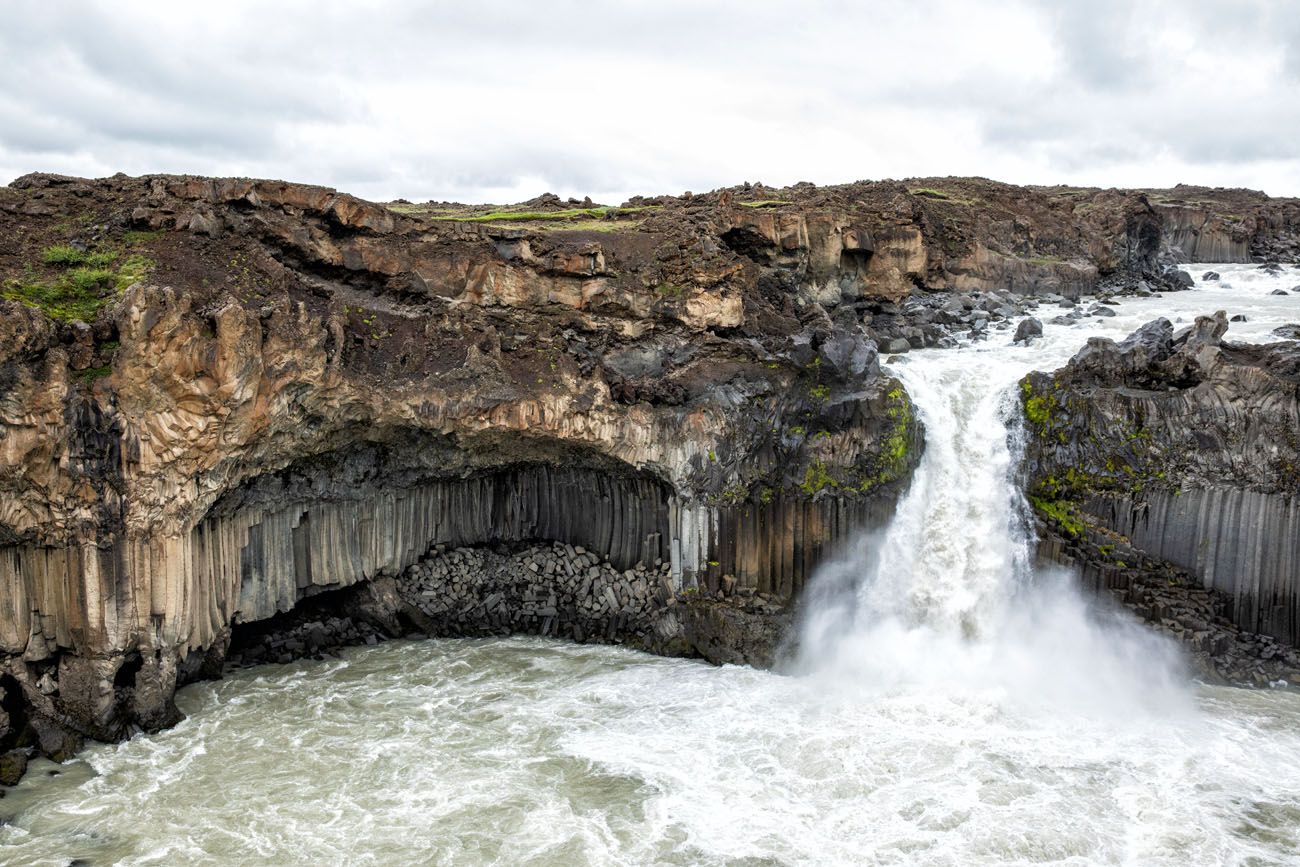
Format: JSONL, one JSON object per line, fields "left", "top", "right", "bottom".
{"left": 4, "top": 265, "right": 1300, "bottom": 866}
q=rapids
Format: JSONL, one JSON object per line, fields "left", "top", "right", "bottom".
{"left": 2, "top": 264, "right": 1299, "bottom": 866}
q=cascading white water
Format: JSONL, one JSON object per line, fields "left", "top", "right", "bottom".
{"left": 791, "top": 346, "right": 1193, "bottom": 717}
{"left": 3, "top": 264, "right": 1299, "bottom": 866}
{"left": 802, "top": 356, "right": 1035, "bottom": 644}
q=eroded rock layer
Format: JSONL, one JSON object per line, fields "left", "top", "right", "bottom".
{"left": 221, "top": 539, "right": 789, "bottom": 675}
{"left": 0, "top": 171, "right": 1296, "bottom": 776}
{"left": 1021, "top": 314, "right": 1300, "bottom": 649}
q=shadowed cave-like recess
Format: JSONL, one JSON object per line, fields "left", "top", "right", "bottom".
{"left": 203, "top": 434, "right": 903, "bottom": 637}
{"left": 205, "top": 454, "right": 677, "bottom": 630}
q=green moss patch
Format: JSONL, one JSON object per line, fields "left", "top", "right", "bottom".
{"left": 853, "top": 386, "right": 916, "bottom": 493}
{"left": 800, "top": 460, "right": 838, "bottom": 496}
{"left": 41, "top": 245, "right": 119, "bottom": 268}
{"left": 76, "top": 365, "right": 112, "bottom": 384}
{"left": 4, "top": 249, "right": 155, "bottom": 323}
{"left": 1028, "top": 495, "right": 1086, "bottom": 538}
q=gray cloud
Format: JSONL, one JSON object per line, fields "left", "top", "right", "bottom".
{"left": 0, "top": 0, "right": 1296, "bottom": 201}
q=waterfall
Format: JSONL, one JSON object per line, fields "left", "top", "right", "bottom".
{"left": 792, "top": 345, "right": 1191, "bottom": 715}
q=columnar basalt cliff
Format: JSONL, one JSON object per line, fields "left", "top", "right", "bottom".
{"left": 1021, "top": 315, "right": 1300, "bottom": 681}
{"left": 1146, "top": 185, "right": 1300, "bottom": 263}
{"left": 0, "top": 172, "right": 1297, "bottom": 773}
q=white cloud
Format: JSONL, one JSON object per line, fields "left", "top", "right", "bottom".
{"left": 0, "top": 0, "right": 1296, "bottom": 202}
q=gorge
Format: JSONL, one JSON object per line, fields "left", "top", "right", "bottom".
{"left": 1, "top": 173, "right": 1299, "bottom": 863}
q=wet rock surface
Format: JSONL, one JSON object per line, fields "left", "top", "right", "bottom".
{"left": 1022, "top": 314, "right": 1300, "bottom": 655}
{"left": 0, "top": 172, "right": 1296, "bottom": 781}
{"left": 1039, "top": 534, "right": 1300, "bottom": 688}
{"left": 224, "top": 540, "right": 790, "bottom": 672}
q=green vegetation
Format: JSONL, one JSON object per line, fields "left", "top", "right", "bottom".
{"left": 41, "top": 245, "right": 118, "bottom": 268}
{"left": 1028, "top": 495, "right": 1086, "bottom": 538}
{"left": 737, "top": 200, "right": 790, "bottom": 209}
{"left": 4, "top": 247, "right": 155, "bottom": 323}
{"left": 1020, "top": 379, "right": 1059, "bottom": 438}
{"left": 5, "top": 270, "right": 114, "bottom": 321}
{"left": 122, "top": 229, "right": 165, "bottom": 246}
{"left": 453, "top": 207, "right": 603, "bottom": 222}
{"left": 719, "top": 483, "right": 749, "bottom": 505}
{"left": 535, "top": 219, "right": 645, "bottom": 233}
{"left": 800, "top": 460, "right": 838, "bottom": 496}
{"left": 808, "top": 384, "right": 830, "bottom": 402}
{"left": 115, "top": 254, "right": 155, "bottom": 290}
{"left": 853, "top": 386, "right": 915, "bottom": 493}
{"left": 396, "top": 204, "right": 657, "bottom": 225}
{"left": 879, "top": 387, "right": 913, "bottom": 476}
{"left": 76, "top": 365, "right": 112, "bottom": 384}
{"left": 385, "top": 202, "right": 441, "bottom": 215}
{"left": 909, "top": 188, "right": 976, "bottom": 205}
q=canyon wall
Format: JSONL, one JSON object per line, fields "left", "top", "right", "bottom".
{"left": 0, "top": 171, "right": 1296, "bottom": 766}
{"left": 1150, "top": 185, "right": 1300, "bottom": 263}
{"left": 1021, "top": 314, "right": 1300, "bottom": 648}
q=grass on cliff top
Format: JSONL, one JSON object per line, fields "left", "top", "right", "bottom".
{"left": 41, "top": 244, "right": 120, "bottom": 268}
{"left": 736, "top": 200, "right": 790, "bottom": 208}
{"left": 389, "top": 203, "right": 658, "bottom": 228}
{"left": 910, "top": 188, "right": 976, "bottom": 206}
{"left": 3, "top": 247, "right": 154, "bottom": 322}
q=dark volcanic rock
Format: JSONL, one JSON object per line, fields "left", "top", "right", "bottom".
{"left": 0, "top": 749, "right": 29, "bottom": 786}
{"left": 678, "top": 600, "right": 790, "bottom": 668}
{"left": 1020, "top": 315, "right": 1300, "bottom": 655}
{"left": 1, "top": 172, "right": 935, "bottom": 780}
{"left": 227, "top": 540, "right": 792, "bottom": 674}
{"left": 1013, "top": 317, "right": 1043, "bottom": 343}
{"left": 1, "top": 171, "right": 1298, "bottom": 779}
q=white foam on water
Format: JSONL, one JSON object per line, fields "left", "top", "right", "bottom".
{"left": 1, "top": 265, "right": 1299, "bottom": 866}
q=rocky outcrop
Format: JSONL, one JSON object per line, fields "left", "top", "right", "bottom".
{"left": 0, "top": 171, "right": 1296, "bottom": 780}
{"left": 1147, "top": 185, "right": 1300, "bottom": 263}
{"left": 0, "top": 173, "right": 932, "bottom": 776}
{"left": 1020, "top": 315, "right": 1300, "bottom": 659}
{"left": 224, "top": 540, "right": 789, "bottom": 671}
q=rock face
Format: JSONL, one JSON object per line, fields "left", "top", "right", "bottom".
{"left": 1150, "top": 185, "right": 1300, "bottom": 263}
{"left": 0, "top": 173, "right": 935, "bottom": 770}
{"left": 224, "top": 540, "right": 789, "bottom": 671}
{"left": 1020, "top": 316, "right": 1300, "bottom": 657}
{"left": 0, "top": 171, "right": 1296, "bottom": 777}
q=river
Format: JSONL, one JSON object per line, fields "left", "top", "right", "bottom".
{"left": 2, "top": 264, "right": 1299, "bottom": 866}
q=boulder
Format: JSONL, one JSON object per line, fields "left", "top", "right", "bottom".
{"left": 0, "top": 749, "right": 28, "bottom": 786}
{"left": 818, "top": 331, "right": 880, "bottom": 380}
{"left": 1013, "top": 317, "right": 1043, "bottom": 344}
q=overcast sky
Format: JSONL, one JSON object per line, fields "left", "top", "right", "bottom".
{"left": 2, "top": 0, "right": 1297, "bottom": 203}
